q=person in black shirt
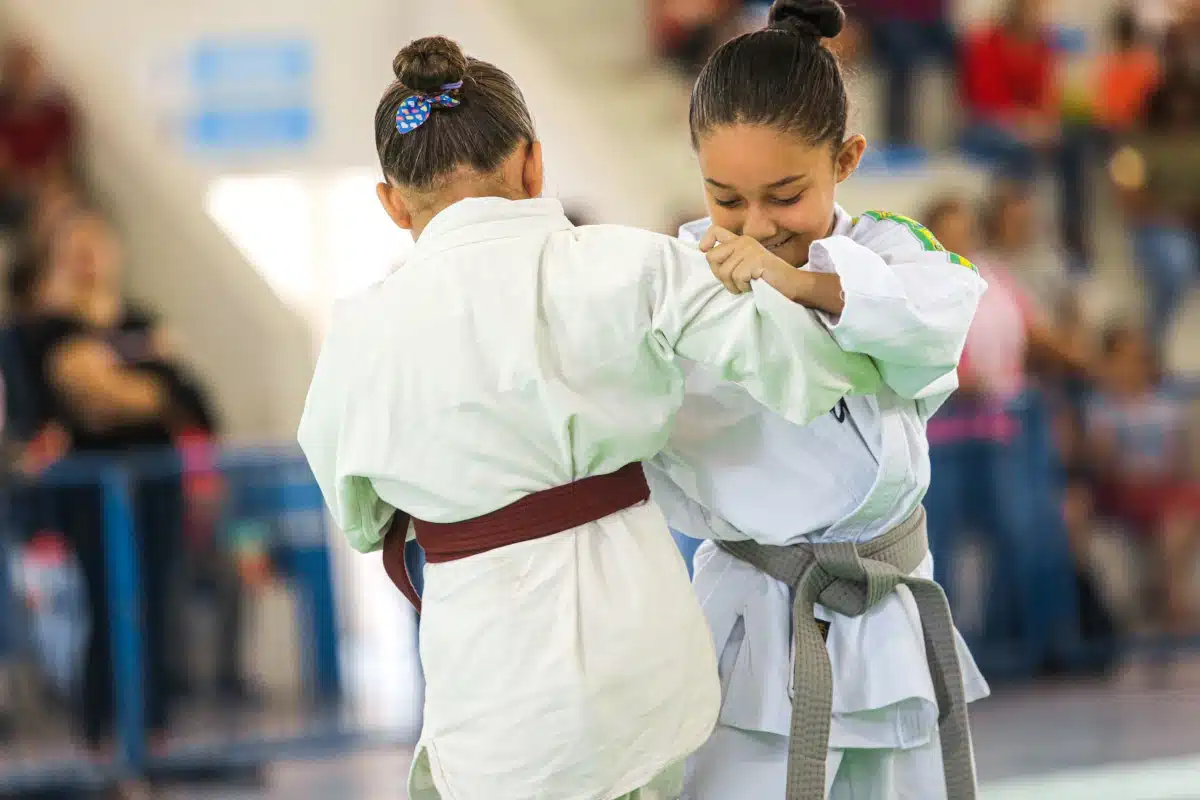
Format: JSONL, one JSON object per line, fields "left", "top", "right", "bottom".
{"left": 34, "top": 212, "right": 193, "bottom": 751}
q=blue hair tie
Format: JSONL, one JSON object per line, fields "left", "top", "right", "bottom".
{"left": 395, "top": 81, "right": 463, "bottom": 134}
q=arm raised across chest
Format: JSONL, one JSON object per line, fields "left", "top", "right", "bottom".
{"left": 638, "top": 231, "right": 880, "bottom": 427}
{"left": 803, "top": 211, "right": 988, "bottom": 400}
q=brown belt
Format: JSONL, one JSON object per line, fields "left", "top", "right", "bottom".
{"left": 381, "top": 463, "right": 650, "bottom": 613}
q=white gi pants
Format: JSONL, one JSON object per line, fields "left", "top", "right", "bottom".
{"left": 683, "top": 722, "right": 948, "bottom": 800}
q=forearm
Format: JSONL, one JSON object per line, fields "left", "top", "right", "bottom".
{"left": 68, "top": 372, "right": 169, "bottom": 431}
{"left": 778, "top": 270, "right": 845, "bottom": 316}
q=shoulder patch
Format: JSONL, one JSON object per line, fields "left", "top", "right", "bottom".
{"left": 861, "top": 210, "right": 978, "bottom": 273}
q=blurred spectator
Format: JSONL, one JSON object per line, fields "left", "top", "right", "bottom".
{"left": 977, "top": 179, "right": 1070, "bottom": 309}
{"left": 924, "top": 189, "right": 1085, "bottom": 671}
{"left": 974, "top": 182, "right": 1121, "bottom": 667}
{"left": 650, "top": 0, "right": 742, "bottom": 75}
{"left": 976, "top": 180, "right": 1092, "bottom": 412}
{"left": 960, "top": 0, "right": 1060, "bottom": 181}
{"left": 0, "top": 40, "right": 75, "bottom": 193}
{"left": 923, "top": 194, "right": 1028, "bottom": 633}
{"left": 968, "top": 182, "right": 1093, "bottom": 393}
{"left": 1109, "top": 26, "right": 1200, "bottom": 349}
{"left": 843, "top": 0, "right": 957, "bottom": 148}
{"left": 1093, "top": 6, "right": 1161, "bottom": 134}
{"left": 960, "top": 0, "right": 1092, "bottom": 270}
{"left": 30, "top": 212, "right": 189, "bottom": 751}
{"left": 1088, "top": 323, "right": 1200, "bottom": 633}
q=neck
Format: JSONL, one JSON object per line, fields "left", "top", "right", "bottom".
{"left": 411, "top": 182, "right": 529, "bottom": 239}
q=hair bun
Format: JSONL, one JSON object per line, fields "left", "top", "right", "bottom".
{"left": 767, "top": 0, "right": 845, "bottom": 40}
{"left": 392, "top": 36, "right": 469, "bottom": 93}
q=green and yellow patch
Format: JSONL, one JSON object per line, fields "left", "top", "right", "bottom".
{"left": 858, "top": 210, "right": 978, "bottom": 273}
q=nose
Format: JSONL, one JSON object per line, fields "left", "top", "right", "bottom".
{"left": 741, "top": 204, "right": 778, "bottom": 242}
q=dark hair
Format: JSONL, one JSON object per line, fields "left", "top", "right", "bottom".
{"left": 1111, "top": 5, "right": 1138, "bottom": 49}
{"left": 922, "top": 195, "right": 969, "bottom": 233}
{"left": 689, "top": 0, "right": 847, "bottom": 149}
{"left": 374, "top": 36, "right": 536, "bottom": 190}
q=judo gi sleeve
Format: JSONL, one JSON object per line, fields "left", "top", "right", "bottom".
{"left": 297, "top": 301, "right": 397, "bottom": 554}
{"left": 647, "top": 237, "right": 882, "bottom": 427}
{"left": 805, "top": 211, "right": 988, "bottom": 401}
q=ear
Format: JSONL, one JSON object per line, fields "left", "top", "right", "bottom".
{"left": 522, "top": 140, "right": 544, "bottom": 198}
{"left": 835, "top": 135, "right": 867, "bottom": 184}
{"left": 376, "top": 181, "right": 414, "bottom": 231}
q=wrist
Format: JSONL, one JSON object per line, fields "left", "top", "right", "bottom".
{"left": 781, "top": 267, "right": 816, "bottom": 304}
{"left": 788, "top": 270, "right": 846, "bottom": 315}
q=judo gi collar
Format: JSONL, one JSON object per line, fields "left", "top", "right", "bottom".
{"left": 408, "top": 197, "right": 574, "bottom": 261}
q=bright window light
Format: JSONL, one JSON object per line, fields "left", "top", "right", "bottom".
{"left": 205, "top": 175, "right": 315, "bottom": 309}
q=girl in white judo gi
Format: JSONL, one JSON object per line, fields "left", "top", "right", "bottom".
{"left": 644, "top": 1, "right": 991, "bottom": 798}
{"left": 299, "top": 35, "right": 886, "bottom": 800}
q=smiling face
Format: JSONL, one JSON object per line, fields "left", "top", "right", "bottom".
{"left": 696, "top": 123, "right": 865, "bottom": 267}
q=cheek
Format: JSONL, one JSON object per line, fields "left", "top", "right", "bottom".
{"left": 777, "top": 194, "right": 832, "bottom": 239}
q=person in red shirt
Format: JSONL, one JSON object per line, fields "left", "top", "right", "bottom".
{"left": 961, "top": 0, "right": 1058, "bottom": 155}
{"left": 650, "top": 0, "right": 742, "bottom": 76}
{"left": 960, "top": 0, "right": 1092, "bottom": 272}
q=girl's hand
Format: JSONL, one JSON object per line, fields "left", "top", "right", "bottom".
{"left": 699, "top": 225, "right": 846, "bottom": 314}
{"left": 699, "top": 225, "right": 798, "bottom": 297}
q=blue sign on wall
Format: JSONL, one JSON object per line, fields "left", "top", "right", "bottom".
{"left": 182, "top": 37, "right": 315, "bottom": 155}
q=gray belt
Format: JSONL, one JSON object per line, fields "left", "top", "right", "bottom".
{"left": 717, "top": 506, "right": 976, "bottom": 799}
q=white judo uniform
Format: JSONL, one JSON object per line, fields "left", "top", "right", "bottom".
{"left": 646, "top": 207, "right": 992, "bottom": 800}
{"left": 297, "top": 197, "right": 885, "bottom": 800}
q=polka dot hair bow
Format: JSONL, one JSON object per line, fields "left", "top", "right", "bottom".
{"left": 395, "top": 81, "right": 463, "bottom": 134}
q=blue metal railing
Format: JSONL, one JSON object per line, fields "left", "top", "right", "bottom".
{"left": 0, "top": 445, "right": 405, "bottom": 793}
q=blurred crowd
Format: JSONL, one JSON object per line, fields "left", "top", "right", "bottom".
{"left": 652, "top": 0, "right": 1200, "bottom": 675}
{"left": 0, "top": 40, "right": 265, "bottom": 755}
